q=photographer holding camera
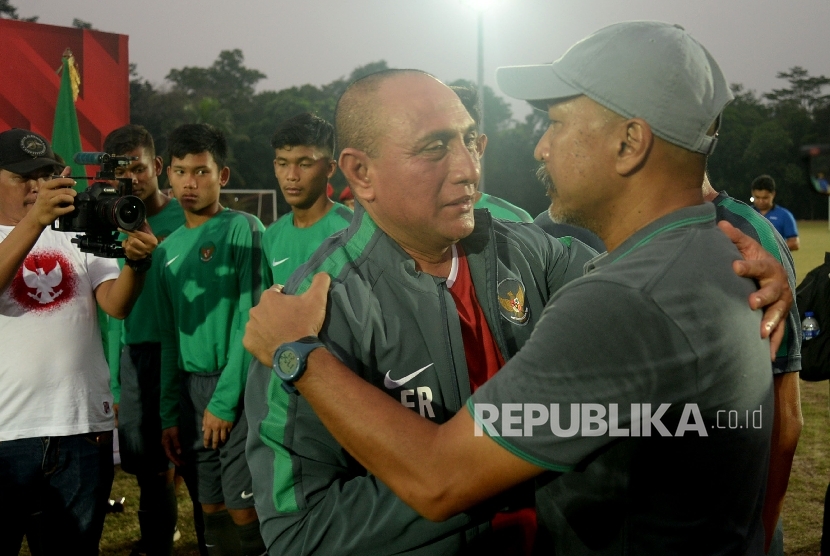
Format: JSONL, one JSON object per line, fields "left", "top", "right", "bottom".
{"left": 0, "top": 128, "right": 157, "bottom": 554}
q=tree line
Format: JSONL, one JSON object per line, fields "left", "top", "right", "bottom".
{"left": 126, "top": 52, "right": 830, "bottom": 221}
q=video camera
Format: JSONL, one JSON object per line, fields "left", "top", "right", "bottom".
{"left": 51, "top": 152, "right": 147, "bottom": 258}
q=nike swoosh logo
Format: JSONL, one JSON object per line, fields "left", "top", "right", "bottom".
{"left": 165, "top": 254, "right": 180, "bottom": 268}
{"left": 272, "top": 257, "right": 289, "bottom": 267}
{"left": 241, "top": 491, "right": 254, "bottom": 499}
{"left": 384, "top": 363, "right": 434, "bottom": 389}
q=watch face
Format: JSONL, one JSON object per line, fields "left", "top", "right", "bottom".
{"left": 278, "top": 349, "right": 299, "bottom": 375}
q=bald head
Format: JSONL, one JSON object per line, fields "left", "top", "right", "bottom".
{"left": 335, "top": 69, "right": 436, "bottom": 158}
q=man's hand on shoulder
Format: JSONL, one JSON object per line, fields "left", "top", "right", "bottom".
{"left": 244, "top": 272, "right": 331, "bottom": 366}
{"left": 26, "top": 166, "right": 76, "bottom": 228}
{"left": 718, "top": 221, "right": 792, "bottom": 358}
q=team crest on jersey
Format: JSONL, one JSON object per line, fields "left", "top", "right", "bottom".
{"left": 497, "top": 278, "right": 529, "bottom": 325}
{"left": 20, "top": 134, "right": 47, "bottom": 157}
{"left": 200, "top": 242, "right": 216, "bottom": 262}
{"left": 8, "top": 250, "right": 77, "bottom": 313}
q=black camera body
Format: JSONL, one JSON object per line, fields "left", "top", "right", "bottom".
{"left": 52, "top": 152, "right": 146, "bottom": 258}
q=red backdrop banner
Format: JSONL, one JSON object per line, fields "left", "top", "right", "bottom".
{"left": 0, "top": 19, "right": 129, "bottom": 151}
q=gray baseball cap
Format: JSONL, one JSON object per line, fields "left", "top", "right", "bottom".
{"left": 496, "top": 21, "right": 733, "bottom": 155}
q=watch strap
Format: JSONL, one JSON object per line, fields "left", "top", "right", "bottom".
{"left": 124, "top": 255, "right": 153, "bottom": 273}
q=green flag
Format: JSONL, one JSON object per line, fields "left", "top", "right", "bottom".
{"left": 51, "top": 54, "right": 85, "bottom": 192}
{"left": 51, "top": 52, "right": 115, "bottom": 368}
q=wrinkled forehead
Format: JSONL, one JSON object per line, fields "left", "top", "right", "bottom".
{"left": 376, "top": 76, "right": 475, "bottom": 146}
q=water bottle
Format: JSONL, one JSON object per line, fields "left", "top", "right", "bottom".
{"left": 802, "top": 311, "right": 820, "bottom": 341}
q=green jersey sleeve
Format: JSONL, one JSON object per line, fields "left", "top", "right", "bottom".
{"left": 206, "top": 213, "right": 265, "bottom": 422}
{"left": 156, "top": 243, "right": 183, "bottom": 430}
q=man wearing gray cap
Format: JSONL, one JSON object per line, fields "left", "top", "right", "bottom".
{"left": 0, "top": 128, "right": 156, "bottom": 553}
{"left": 245, "top": 22, "right": 784, "bottom": 555}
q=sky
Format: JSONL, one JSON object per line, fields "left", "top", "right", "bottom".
{"left": 23, "top": 0, "right": 830, "bottom": 120}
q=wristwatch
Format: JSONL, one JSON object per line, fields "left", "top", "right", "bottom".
{"left": 124, "top": 255, "right": 152, "bottom": 273}
{"left": 272, "top": 336, "right": 325, "bottom": 394}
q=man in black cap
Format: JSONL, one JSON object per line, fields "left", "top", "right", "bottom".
{"left": 0, "top": 128, "right": 156, "bottom": 554}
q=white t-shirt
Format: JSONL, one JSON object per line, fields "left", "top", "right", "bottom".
{"left": 0, "top": 226, "right": 120, "bottom": 441}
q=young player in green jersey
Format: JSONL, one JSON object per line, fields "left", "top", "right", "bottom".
{"left": 263, "top": 113, "right": 351, "bottom": 285}
{"left": 155, "top": 124, "right": 266, "bottom": 556}
{"left": 103, "top": 125, "right": 205, "bottom": 556}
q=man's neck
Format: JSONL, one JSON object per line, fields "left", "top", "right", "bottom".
{"left": 144, "top": 190, "right": 171, "bottom": 218}
{"left": 405, "top": 245, "right": 453, "bottom": 278}
{"left": 292, "top": 196, "right": 333, "bottom": 229}
{"left": 184, "top": 203, "right": 223, "bottom": 228}
{"left": 360, "top": 204, "right": 457, "bottom": 278}
{"left": 601, "top": 180, "right": 705, "bottom": 252}
{"left": 701, "top": 181, "right": 718, "bottom": 203}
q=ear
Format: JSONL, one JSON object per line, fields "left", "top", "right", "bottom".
{"left": 615, "top": 119, "right": 653, "bottom": 176}
{"left": 153, "top": 156, "right": 163, "bottom": 177}
{"left": 219, "top": 166, "right": 231, "bottom": 187}
{"left": 339, "top": 148, "right": 374, "bottom": 203}
{"left": 326, "top": 158, "right": 337, "bottom": 180}
{"left": 476, "top": 134, "right": 488, "bottom": 157}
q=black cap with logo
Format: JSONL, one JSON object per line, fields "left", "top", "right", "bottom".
{"left": 0, "top": 129, "right": 64, "bottom": 175}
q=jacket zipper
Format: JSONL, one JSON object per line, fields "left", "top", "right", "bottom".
{"left": 437, "top": 282, "right": 463, "bottom": 410}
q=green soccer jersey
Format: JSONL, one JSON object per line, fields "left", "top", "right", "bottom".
{"left": 262, "top": 203, "right": 352, "bottom": 285}
{"left": 474, "top": 192, "right": 534, "bottom": 223}
{"left": 156, "top": 208, "right": 266, "bottom": 428}
{"left": 108, "top": 198, "right": 186, "bottom": 403}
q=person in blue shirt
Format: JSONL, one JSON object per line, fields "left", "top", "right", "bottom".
{"left": 751, "top": 174, "right": 800, "bottom": 251}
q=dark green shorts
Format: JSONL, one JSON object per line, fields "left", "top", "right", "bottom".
{"left": 118, "top": 343, "right": 171, "bottom": 476}
{"left": 180, "top": 372, "right": 253, "bottom": 509}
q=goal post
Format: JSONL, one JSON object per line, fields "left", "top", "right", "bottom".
{"left": 219, "top": 189, "right": 279, "bottom": 226}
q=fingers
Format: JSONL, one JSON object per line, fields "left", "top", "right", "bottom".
{"left": 202, "top": 410, "right": 232, "bottom": 449}
{"left": 203, "top": 423, "right": 212, "bottom": 449}
{"left": 121, "top": 228, "right": 159, "bottom": 260}
{"left": 308, "top": 272, "right": 332, "bottom": 304}
{"left": 31, "top": 181, "right": 76, "bottom": 226}
{"left": 172, "top": 432, "right": 181, "bottom": 454}
{"left": 737, "top": 262, "right": 785, "bottom": 310}
{"left": 162, "top": 429, "right": 184, "bottom": 466}
{"left": 203, "top": 425, "right": 231, "bottom": 449}
{"left": 717, "top": 220, "right": 742, "bottom": 245}
{"left": 768, "top": 318, "right": 786, "bottom": 361}
{"left": 759, "top": 301, "right": 787, "bottom": 338}
{"left": 244, "top": 273, "right": 331, "bottom": 366}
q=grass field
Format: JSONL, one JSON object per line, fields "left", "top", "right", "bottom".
{"left": 783, "top": 220, "right": 830, "bottom": 556}
{"left": 20, "top": 221, "right": 830, "bottom": 555}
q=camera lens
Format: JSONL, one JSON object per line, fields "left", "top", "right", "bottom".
{"left": 96, "top": 195, "right": 146, "bottom": 231}
{"left": 113, "top": 196, "right": 146, "bottom": 231}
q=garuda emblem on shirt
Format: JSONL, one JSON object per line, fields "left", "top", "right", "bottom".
{"left": 497, "top": 278, "right": 529, "bottom": 325}
{"left": 9, "top": 250, "right": 77, "bottom": 313}
{"left": 200, "top": 242, "right": 216, "bottom": 262}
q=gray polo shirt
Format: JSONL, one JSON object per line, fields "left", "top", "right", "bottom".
{"left": 468, "top": 203, "right": 772, "bottom": 555}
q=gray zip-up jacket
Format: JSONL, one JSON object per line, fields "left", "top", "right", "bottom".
{"left": 245, "top": 204, "right": 596, "bottom": 555}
